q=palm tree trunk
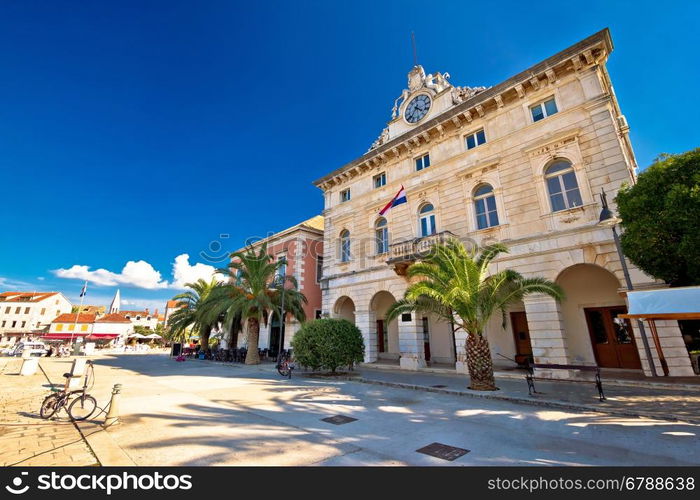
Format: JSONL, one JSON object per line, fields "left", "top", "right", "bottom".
{"left": 245, "top": 318, "right": 261, "bottom": 365}
{"left": 466, "top": 333, "right": 497, "bottom": 391}
{"left": 200, "top": 325, "right": 212, "bottom": 354}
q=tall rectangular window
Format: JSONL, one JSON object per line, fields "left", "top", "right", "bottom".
{"left": 15, "top": 307, "right": 20, "bottom": 314}
{"left": 4, "top": 307, "right": 9, "bottom": 314}
{"left": 40, "top": 308, "right": 46, "bottom": 315}
{"left": 316, "top": 256, "right": 324, "bottom": 282}
{"left": 531, "top": 97, "right": 558, "bottom": 122}
{"left": 466, "top": 129, "right": 487, "bottom": 150}
{"left": 373, "top": 172, "right": 386, "bottom": 188}
{"left": 56, "top": 324, "right": 63, "bottom": 331}
{"left": 24, "top": 307, "right": 30, "bottom": 314}
{"left": 276, "top": 255, "right": 287, "bottom": 279}
{"left": 340, "top": 188, "right": 351, "bottom": 203}
{"left": 415, "top": 153, "right": 431, "bottom": 171}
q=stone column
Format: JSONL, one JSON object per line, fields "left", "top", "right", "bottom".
{"left": 523, "top": 294, "right": 571, "bottom": 379}
{"left": 398, "top": 313, "right": 426, "bottom": 370}
{"left": 355, "top": 309, "right": 377, "bottom": 363}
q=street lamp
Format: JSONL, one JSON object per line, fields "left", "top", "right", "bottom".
{"left": 274, "top": 259, "right": 287, "bottom": 365}
{"left": 597, "top": 188, "right": 658, "bottom": 376}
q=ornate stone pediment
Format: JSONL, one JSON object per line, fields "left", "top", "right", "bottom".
{"left": 366, "top": 65, "right": 489, "bottom": 152}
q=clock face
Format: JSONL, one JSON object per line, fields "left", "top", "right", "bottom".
{"left": 404, "top": 94, "right": 431, "bottom": 123}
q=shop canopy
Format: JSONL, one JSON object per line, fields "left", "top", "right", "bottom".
{"left": 623, "top": 287, "right": 700, "bottom": 320}
{"left": 86, "top": 333, "right": 120, "bottom": 340}
{"left": 145, "top": 333, "right": 162, "bottom": 339}
{"left": 42, "top": 333, "right": 89, "bottom": 340}
{"left": 620, "top": 286, "right": 700, "bottom": 377}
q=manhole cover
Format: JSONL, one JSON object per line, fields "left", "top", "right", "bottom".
{"left": 431, "top": 384, "right": 447, "bottom": 388}
{"left": 321, "top": 415, "right": 358, "bottom": 425}
{"left": 416, "top": 442, "right": 470, "bottom": 461}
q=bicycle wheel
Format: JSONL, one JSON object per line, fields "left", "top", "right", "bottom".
{"left": 40, "top": 394, "right": 62, "bottom": 419}
{"left": 277, "top": 360, "right": 290, "bottom": 377}
{"left": 68, "top": 395, "right": 97, "bottom": 421}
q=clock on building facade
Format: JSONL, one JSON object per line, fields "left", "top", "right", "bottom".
{"left": 404, "top": 94, "right": 431, "bottom": 123}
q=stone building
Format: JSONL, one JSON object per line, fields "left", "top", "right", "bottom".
{"left": 230, "top": 215, "right": 324, "bottom": 355}
{"left": 313, "top": 29, "right": 694, "bottom": 378}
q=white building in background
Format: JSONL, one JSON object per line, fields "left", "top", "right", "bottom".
{"left": 47, "top": 313, "right": 96, "bottom": 338}
{"left": 0, "top": 291, "right": 72, "bottom": 343}
{"left": 93, "top": 313, "right": 133, "bottom": 344}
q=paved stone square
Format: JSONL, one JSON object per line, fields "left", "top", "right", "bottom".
{"left": 1, "top": 353, "right": 699, "bottom": 466}
{"left": 0, "top": 357, "right": 98, "bottom": 466}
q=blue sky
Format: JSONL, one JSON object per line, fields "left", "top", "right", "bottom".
{"left": 0, "top": 0, "right": 698, "bottom": 311}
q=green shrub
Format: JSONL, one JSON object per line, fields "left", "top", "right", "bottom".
{"left": 291, "top": 318, "right": 365, "bottom": 373}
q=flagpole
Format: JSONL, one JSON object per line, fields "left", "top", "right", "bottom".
{"left": 69, "top": 281, "right": 87, "bottom": 356}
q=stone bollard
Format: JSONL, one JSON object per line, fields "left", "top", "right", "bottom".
{"left": 103, "top": 384, "right": 122, "bottom": 428}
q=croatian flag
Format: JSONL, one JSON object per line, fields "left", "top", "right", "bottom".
{"left": 79, "top": 282, "right": 88, "bottom": 297}
{"left": 379, "top": 185, "right": 407, "bottom": 215}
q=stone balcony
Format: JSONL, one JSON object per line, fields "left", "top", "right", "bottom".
{"left": 386, "top": 230, "right": 457, "bottom": 276}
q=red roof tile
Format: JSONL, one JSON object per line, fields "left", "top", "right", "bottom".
{"left": 52, "top": 313, "right": 96, "bottom": 324}
{"left": 95, "top": 313, "right": 131, "bottom": 323}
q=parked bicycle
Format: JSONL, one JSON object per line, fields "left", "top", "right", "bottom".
{"left": 276, "top": 350, "right": 294, "bottom": 378}
{"left": 39, "top": 360, "right": 98, "bottom": 421}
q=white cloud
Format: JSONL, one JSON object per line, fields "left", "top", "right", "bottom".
{"left": 171, "top": 254, "right": 222, "bottom": 289}
{"left": 53, "top": 260, "right": 169, "bottom": 289}
{"left": 52, "top": 254, "right": 222, "bottom": 291}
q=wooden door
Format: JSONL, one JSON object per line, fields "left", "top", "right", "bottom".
{"left": 377, "top": 320, "right": 385, "bottom": 353}
{"left": 422, "top": 317, "right": 431, "bottom": 362}
{"left": 585, "top": 306, "right": 642, "bottom": 369}
{"left": 510, "top": 312, "right": 532, "bottom": 358}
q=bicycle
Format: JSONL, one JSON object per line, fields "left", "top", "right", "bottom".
{"left": 39, "top": 360, "right": 98, "bottom": 421}
{"left": 276, "top": 350, "right": 295, "bottom": 379}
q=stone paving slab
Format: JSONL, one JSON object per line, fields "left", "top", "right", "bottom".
{"left": 346, "top": 366, "right": 700, "bottom": 424}
{"left": 0, "top": 357, "right": 99, "bottom": 466}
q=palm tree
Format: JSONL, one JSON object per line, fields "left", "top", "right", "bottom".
{"left": 200, "top": 243, "right": 307, "bottom": 365}
{"left": 166, "top": 278, "right": 220, "bottom": 350}
{"left": 386, "top": 239, "right": 564, "bottom": 391}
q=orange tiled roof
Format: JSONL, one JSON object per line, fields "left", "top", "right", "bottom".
{"left": 52, "top": 313, "right": 96, "bottom": 324}
{"left": 95, "top": 313, "right": 131, "bottom": 323}
{"left": 0, "top": 292, "right": 59, "bottom": 303}
{"left": 120, "top": 310, "right": 150, "bottom": 316}
{"left": 166, "top": 300, "right": 179, "bottom": 308}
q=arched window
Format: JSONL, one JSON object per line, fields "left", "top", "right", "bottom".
{"left": 339, "top": 230, "right": 351, "bottom": 262}
{"left": 375, "top": 218, "right": 388, "bottom": 255}
{"left": 419, "top": 203, "right": 436, "bottom": 237}
{"left": 473, "top": 184, "right": 499, "bottom": 229}
{"left": 545, "top": 160, "right": 582, "bottom": 212}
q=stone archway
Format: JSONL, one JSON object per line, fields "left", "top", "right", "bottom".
{"left": 370, "top": 291, "right": 400, "bottom": 360}
{"left": 334, "top": 296, "right": 356, "bottom": 325}
{"left": 556, "top": 264, "right": 642, "bottom": 369}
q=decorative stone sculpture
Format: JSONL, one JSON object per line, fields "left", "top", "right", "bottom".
{"left": 451, "top": 85, "right": 489, "bottom": 105}
{"left": 368, "top": 127, "right": 390, "bottom": 152}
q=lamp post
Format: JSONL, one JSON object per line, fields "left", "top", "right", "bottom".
{"left": 597, "top": 188, "right": 658, "bottom": 377}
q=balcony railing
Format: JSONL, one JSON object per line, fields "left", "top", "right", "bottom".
{"left": 387, "top": 231, "right": 457, "bottom": 275}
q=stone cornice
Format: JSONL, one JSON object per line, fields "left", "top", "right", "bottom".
{"left": 313, "top": 28, "right": 613, "bottom": 191}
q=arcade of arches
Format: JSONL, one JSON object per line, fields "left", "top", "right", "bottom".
{"left": 328, "top": 263, "right": 688, "bottom": 375}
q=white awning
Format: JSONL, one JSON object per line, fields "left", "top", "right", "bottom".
{"left": 627, "top": 287, "right": 700, "bottom": 316}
